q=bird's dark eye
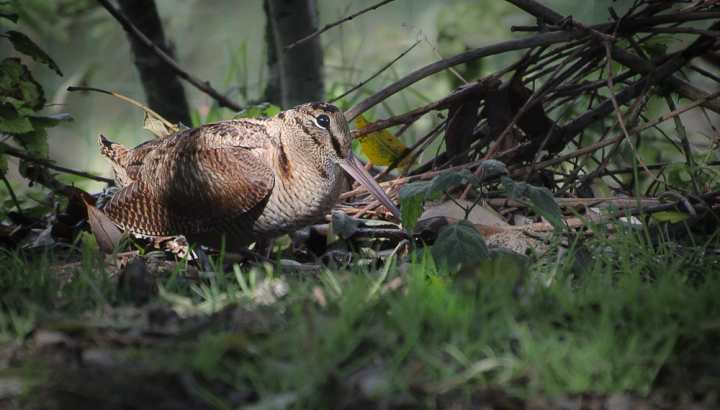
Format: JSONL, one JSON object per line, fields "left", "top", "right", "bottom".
{"left": 315, "top": 114, "right": 330, "bottom": 129}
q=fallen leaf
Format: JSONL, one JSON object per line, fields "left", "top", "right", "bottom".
{"left": 414, "top": 199, "right": 508, "bottom": 236}
{"left": 84, "top": 200, "right": 122, "bottom": 254}
{"left": 143, "top": 111, "right": 172, "bottom": 138}
{"left": 355, "top": 114, "right": 418, "bottom": 168}
{"left": 331, "top": 210, "right": 359, "bottom": 239}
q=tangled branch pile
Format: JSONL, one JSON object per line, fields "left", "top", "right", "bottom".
{"left": 341, "top": 0, "right": 720, "bottom": 232}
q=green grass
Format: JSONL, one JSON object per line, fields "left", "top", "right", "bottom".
{"left": 0, "top": 224, "right": 719, "bottom": 408}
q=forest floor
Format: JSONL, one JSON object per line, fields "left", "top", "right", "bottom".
{"left": 1, "top": 213, "right": 719, "bottom": 410}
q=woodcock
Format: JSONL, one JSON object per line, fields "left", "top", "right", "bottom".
{"left": 99, "top": 102, "right": 401, "bottom": 252}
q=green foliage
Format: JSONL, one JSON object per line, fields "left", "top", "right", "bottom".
{"left": 667, "top": 151, "right": 720, "bottom": 191}
{"left": 0, "top": 57, "right": 45, "bottom": 111}
{"left": 501, "top": 176, "right": 563, "bottom": 230}
{"left": 430, "top": 219, "right": 489, "bottom": 273}
{"left": 235, "top": 103, "right": 281, "bottom": 119}
{"left": 398, "top": 169, "right": 479, "bottom": 234}
{"left": 0, "top": 23, "right": 71, "bottom": 194}
{"left": 667, "top": 162, "right": 692, "bottom": 187}
{"left": 2, "top": 224, "right": 719, "bottom": 405}
{"left": 480, "top": 159, "right": 509, "bottom": 176}
{"left": 5, "top": 30, "right": 63, "bottom": 76}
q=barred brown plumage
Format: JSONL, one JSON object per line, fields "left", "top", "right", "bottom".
{"left": 99, "top": 102, "right": 401, "bottom": 252}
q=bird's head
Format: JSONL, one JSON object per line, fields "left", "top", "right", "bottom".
{"left": 282, "top": 102, "right": 352, "bottom": 164}
{"left": 278, "top": 102, "right": 401, "bottom": 220}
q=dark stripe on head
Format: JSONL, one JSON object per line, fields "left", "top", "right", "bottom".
{"left": 300, "top": 123, "right": 323, "bottom": 147}
{"left": 328, "top": 129, "right": 344, "bottom": 159}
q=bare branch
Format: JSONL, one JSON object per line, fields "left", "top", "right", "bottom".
{"left": 95, "top": 0, "right": 244, "bottom": 112}
{"left": 1, "top": 173, "right": 23, "bottom": 215}
{"left": 282, "top": 0, "right": 397, "bottom": 53}
{"left": 2, "top": 144, "right": 115, "bottom": 184}
{"left": 345, "top": 31, "right": 574, "bottom": 120}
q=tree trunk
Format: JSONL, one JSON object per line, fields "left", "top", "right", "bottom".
{"left": 117, "top": 0, "right": 192, "bottom": 126}
{"left": 264, "top": 0, "right": 326, "bottom": 109}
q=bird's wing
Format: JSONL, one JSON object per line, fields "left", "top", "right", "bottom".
{"left": 104, "top": 146, "right": 274, "bottom": 236}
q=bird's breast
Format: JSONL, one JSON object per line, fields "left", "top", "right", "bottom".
{"left": 257, "top": 161, "right": 343, "bottom": 234}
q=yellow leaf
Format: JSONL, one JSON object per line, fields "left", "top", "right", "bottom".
{"left": 355, "top": 115, "right": 418, "bottom": 168}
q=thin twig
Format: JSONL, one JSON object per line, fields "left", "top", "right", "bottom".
{"left": 95, "top": 0, "right": 244, "bottom": 112}
{"left": 1, "top": 173, "right": 23, "bottom": 215}
{"left": 328, "top": 41, "right": 418, "bottom": 104}
{"left": 664, "top": 95, "right": 700, "bottom": 194}
{"left": 2, "top": 144, "right": 115, "bottom": 184}
{"left": 282, "top": 0, "right": 397, "bottom": 53}
{"left": 344, "top": 30, "right": 575, "bottom": 120}
{"left": 636, "top": 27, "right": 720, "bottom": 38}
{"left": 351, "top": 62, "right": 517, "bottom": 138}
{"left": 508, "top": 89, "right": 720, "bottom": 179}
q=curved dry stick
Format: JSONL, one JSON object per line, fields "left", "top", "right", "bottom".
{"left": 95, "top": 0, "right": 244, "bottom": 112}
{"left": 282, "top": 0, "right": 397, "bottom": 53}
{"left": 67, "top": 86, "right": 177, "bottom": 133}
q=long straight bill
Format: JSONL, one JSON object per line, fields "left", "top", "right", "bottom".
{"left": 340, "top": 152, "right": 402, "bottom": 221}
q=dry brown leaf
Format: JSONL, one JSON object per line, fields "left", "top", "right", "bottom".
{"left": 414, "top": 199, "right": 508, "bottom": 236}
{"left": 143, "top": 111, "right": 172, "bottom": 138}
{"left": 84, "top": 200, "right": 122, "bottom": 254}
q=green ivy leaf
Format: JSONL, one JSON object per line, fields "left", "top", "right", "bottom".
{"left": 501, "top": 176, "right": 529, "bottom": 199}
{"left": 0, "top": 114, "right": 32, "bottom": 133}
{"left": 0, "top": 58, "right": 45, "bottom": 111}
{"left": 6, "top": 31, "right": 63, "bottom": 76}
{"left": 501, "top": 176, "right": 563, "bottom": 230}
{"left": 0, "top": 100, "right": 17, "bottom": 119}
{"left": 235, "top": 103, "right": 282, "bottom": 119}
{"left": 398, "top": 180, "right": 431, "bottom": 201}
{"left": 427, "top": 169, "right": 479, "bottom": 196}
{"left": 0, "top": 100, "right": 33, "bottom": 133}
{"left": 398, "top": 180, "right": 431, "bottom": 233}
{"left": 398, "top": 169, "right": 481, "bottom": 234}
{"left": 14, "top": 126, "right": 48, "bottom": 158}
{"left": 331, "top": 210, "right": 359, "bottom": 239}
{"left": 400, "top": 193, "right": 425, "bottom": 235}
{"left": 667, "top": 162, "right": 692, "bottom": 186}
{"left": 431, "top": 219, "right": 489, "bottom": 274}
{"left": 11, "top": 115, "right": 73, "bottom": 158}
{"left": 527, "top": 185, "right": 563, "bottom": 230}
{"left": 481, "top": 159, "right": 508, "bottom": 176}
{"left": 264, "top": 104, "right": 281, "bottom": 117}
{"left": 0, "top": 146, "right": 8, "bottom": 175}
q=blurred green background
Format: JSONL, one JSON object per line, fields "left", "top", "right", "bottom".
{"left": 2, "top": 0, "right": 717, "bottom": 194}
